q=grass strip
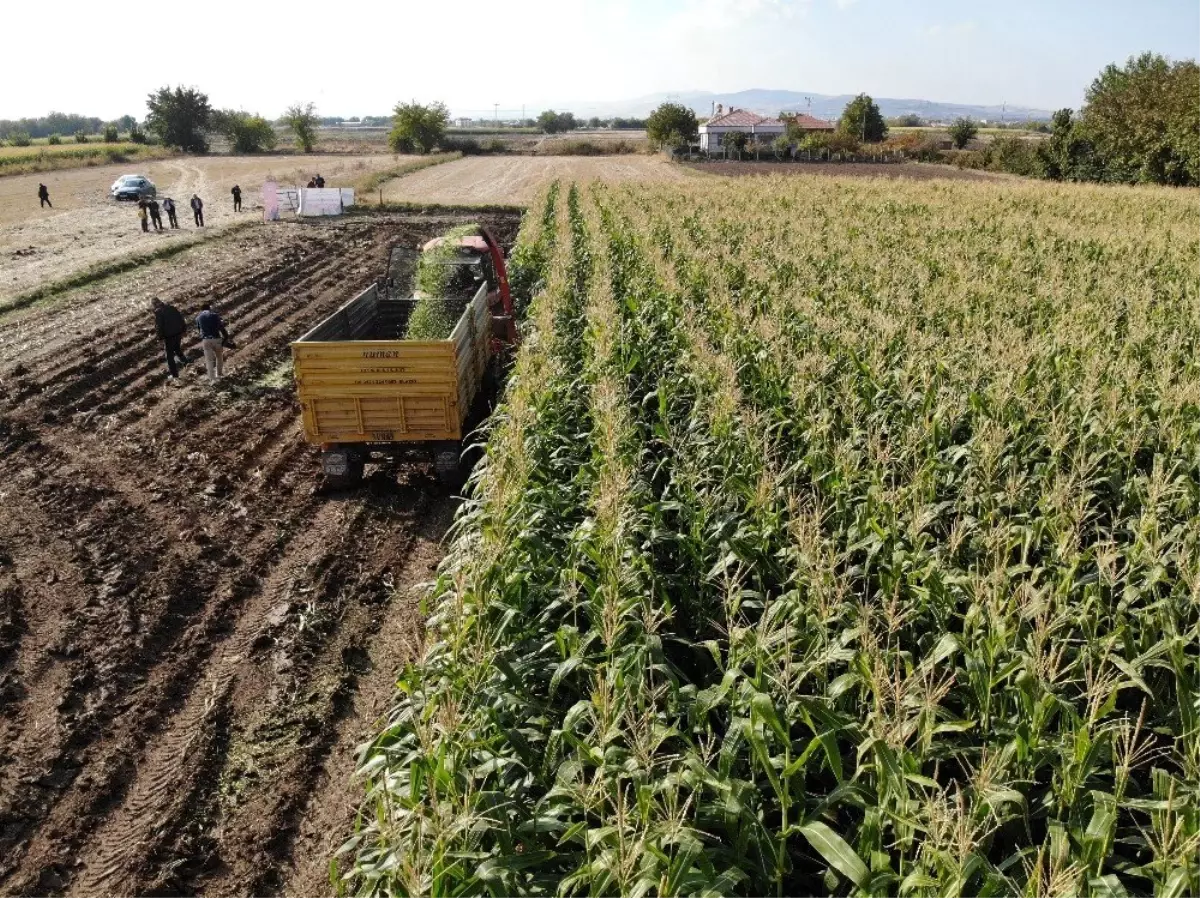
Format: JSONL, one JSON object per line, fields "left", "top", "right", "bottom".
{"left": 0, "top": 144, "right": 174, "bottom": 177}
{"left": 352, "top": 152, "right": 463, "bottom": 199}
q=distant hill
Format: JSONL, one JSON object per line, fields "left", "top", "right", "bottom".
{"left": 562, "top": 89, "right": 1052, "bottom": 123}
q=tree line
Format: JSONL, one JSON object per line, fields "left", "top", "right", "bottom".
{"left": 11, "top": 52, "right": 1193, "bottom": 185}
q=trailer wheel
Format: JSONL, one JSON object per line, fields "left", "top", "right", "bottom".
{"left": 434, "top": 449, "right": 462, "bottom": 485}
{"left": 321, "top": 447, "right": 364, "bottom": 490}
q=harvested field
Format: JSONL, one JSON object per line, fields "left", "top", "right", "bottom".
{"left": 0, "top": 155, "right": 416, "bottom": 305}
{"left": 687, "top": 159, "right": 1010, "bottom": 181}
{"left": 379, "top": 155, "right": 691, "bottom": 205}
{"left": 0, "top": 210, "right": 520, "bottom": 896}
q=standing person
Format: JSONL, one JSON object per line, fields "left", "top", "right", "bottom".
{"left": 196, "top": 302, "right": 230, "bottom": 383}
{"left": 163, "top": 196, "right": 179, "bottom": 228}
{"left": 137, "top": 198, "right": 150, "bottom": 233}
{"left": 149, "top": 197, "right": 164, "bottom": 231}
{"left": 306, "top": 177, "right": 317, "bottom": 188}
{"left": 38, "top": 183, "right": 52, "bottom": 208}
{"left": 190, "top": 193, "right": 204, "bottom": 227}
{"left": 315, "top": 174, "right": 325, "bottom": 188}
{"left": 231, "top": 184, "right": 242, "bottom": 212}
{"left": 152, "top": 297, "right": 189, "bottom": 380}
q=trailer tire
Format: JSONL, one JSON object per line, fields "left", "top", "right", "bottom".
{"left": 321, "top": 448, "right": 364, "bottom": 490}
{"left": 434, "top": 449, "right": 462, "bottom": 486}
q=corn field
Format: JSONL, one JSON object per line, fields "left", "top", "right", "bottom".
{"left": 344, "top": 175, "right": 1200, "bottom": 897}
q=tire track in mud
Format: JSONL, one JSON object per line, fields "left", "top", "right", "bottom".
{"left": 0, "top": 212, "right": 521, "bottom": 896}
{"left": 70, "top": 496, "right": 374, "bottom": 896}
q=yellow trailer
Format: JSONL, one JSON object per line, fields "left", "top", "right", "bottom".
{"left": 292, "top": 281, "right": 493, "bottom": 486}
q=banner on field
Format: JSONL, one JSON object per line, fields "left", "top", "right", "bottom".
{"left": 298, "top": 187, "right": 349, "bottom": 217}
{"left": 262, "top": 181, "right": 280, "bottom": 221}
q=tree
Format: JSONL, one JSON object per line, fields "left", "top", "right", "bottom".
{"left": 646, "top": 102, "right": 699, "bottom": 148}
{"left": 212, "top": 110, "right": 278, "bottom": 153}
{"left": 722, "top": 130, "right": 748, "bottom": 158}
{"left": 1079, "top": 52, "right": 1199, "bottom": 186}
{"left": 892, "top": 113, "right": 924, "bottom": 127}
{"left": 284, "top": 102, "right": 319, "bottom": 152}
{"left": 389, "top": 100, "right": 450, "bottom": 154}
{"left": 1036, "top": 108, "right": 1102, "bottom": 182}
{"left": 115, "top": 115, "right": 136, "bottom": 133}
{"left": 74, "top": 130, "right": 89, "bottom": 143}
{"left": 102, "top": 124, "right": 120, "bottom": 143}
{"left": 146, "top": 86, "right": 212, "bottom": 152}
{"left": 948, "top": 117, "right": 979, "bottom": 149}
{"left": 129, "top": 121, "right": 148, "bottom": 144}
{"left": 838, "top": 94, "right": 887, "bottom": 142}
{"left": 587, "top": 116, "right": 603, "bottom": 129}
{"left": 772, "top": 134, "right": 792, "bottom": 160}
{"left": 537, "top": 110, "right": 578, "bottom": 134}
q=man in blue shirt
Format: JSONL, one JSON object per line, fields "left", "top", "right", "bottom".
{"left": 196, "top": 302, "right": 230, "bottom": 383}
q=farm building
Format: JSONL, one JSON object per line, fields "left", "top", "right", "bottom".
{"left": 698, "top": 109, "right": 835, "bottom": 152}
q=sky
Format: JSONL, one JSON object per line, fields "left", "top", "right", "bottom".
{"left": 2, "top": 0, "right": 1196, "bottom": 120}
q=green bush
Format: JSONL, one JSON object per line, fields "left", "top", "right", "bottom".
{"left": 439, "top": 136, "right": 484, "bottom": 155}
{"left": 9, "top": 131, "right": 32, "bottom": 147}
{"left": 103, "top": 124, "right": 119, "bottom": 143}
{"left": 539, "top": 139, "right": 642, "bottom": 156}
{"left": 46, "top": 133, "right": 62, "bottom": 145}
{"left": 988, "top": 136, "right": 1040, "bottom": 176}
{"left": 74, "top": 130, "right": 89, "bottom": 144}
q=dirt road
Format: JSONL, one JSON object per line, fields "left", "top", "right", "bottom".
{"left": 0, "top": 211, "right": 519, "bottom": 896}
{"left": 1, "top": 155, "right": 412, "bottom": 305}
{"left": 380, "top": 155, "right": 693, "bottom": 205}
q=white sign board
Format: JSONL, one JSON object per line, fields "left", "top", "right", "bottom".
{"left": 298, "top": 188, "right": 347, "bottom": 217}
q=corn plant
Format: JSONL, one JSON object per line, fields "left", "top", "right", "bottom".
{"left": 348, "top": 174, "right": 1200, "bottom": 897}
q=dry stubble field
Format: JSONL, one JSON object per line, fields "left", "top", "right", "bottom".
{"left": 380, "top": 154, "right": 694, "bottom": 205}
{"left": 0, "top": 154, "right": 415, "bottom": 305}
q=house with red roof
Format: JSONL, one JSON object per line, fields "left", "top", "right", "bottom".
{"left": 699, "top": 108, "right": 836, "bottom": 153}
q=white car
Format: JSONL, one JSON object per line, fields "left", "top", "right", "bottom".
{"left": 110, "top": 175, "right": 156, "bottom": 201}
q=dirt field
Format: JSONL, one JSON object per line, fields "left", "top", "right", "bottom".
{"left": 0, "top": 211, "right": 520, "bottom": 896}
{"left": 685, "top": 160, "right": 1010, "bottom": 181}
{"left": 0, "top": 155, "right": 414, "bottom": 305}
{"left": 380, "top": 155, "right": 693, "bottom": 205}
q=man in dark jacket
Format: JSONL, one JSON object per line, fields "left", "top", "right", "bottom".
{"left": 152, "top": 298, "right": 189, "bottom": 379}
{"left": 190, "top": 193, "right": 204, "bottom": 227}
{"left": 162, "top": 197, "right": 179, "bottom": 228}
{"left": 38, "top": 184, "right": 52, "bottom": 208}
{"left": 315, "top": 174, "right": 325, "bottom": 188}
{"left": 231, "top": 184, "right": 242, "bottom": 212}
{"left": 148, "top": 198, "right": 164, "bottom": 231}
{"left": 196, "top": 302, "right": 230, "bottom": 383}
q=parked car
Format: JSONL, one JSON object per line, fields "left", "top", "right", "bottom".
{"left": 110, "top": 175, "right": 156, "bottom": 201}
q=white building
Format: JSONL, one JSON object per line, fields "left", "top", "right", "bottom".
{"left": 698, "top": 109, "right": 836, "bottom": 153}
{"left": 699, "top": 109, "right": 785, "bottom": 152}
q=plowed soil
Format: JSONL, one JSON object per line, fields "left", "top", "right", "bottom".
{"left": 0, "top": 211, "right": 519, "bottom": 896}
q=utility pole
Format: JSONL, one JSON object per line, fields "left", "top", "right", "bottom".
{"left": 494, "top": 103, "right": 499, "bottom": 125}
{"left": 805, "top": 96, "right": 812, "bottom": 116}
